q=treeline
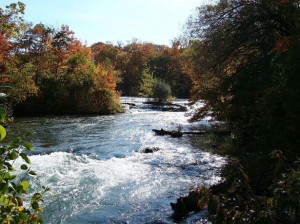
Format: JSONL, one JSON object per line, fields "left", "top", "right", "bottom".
{"left": 91, "top": 40, "right": 192, "bottom": 99}
{"left": 173, "top": 0, "right": 300, "bottom": 223}
{"left": 0, "top": 2, "right": 122, "bottom": 115}
{"left": 0, "top": 2, "right": 193, "bottom": 116}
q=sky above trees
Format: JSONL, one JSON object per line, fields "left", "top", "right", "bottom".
{"left": 1, "top": 0, "right": 209, "bottom": 46}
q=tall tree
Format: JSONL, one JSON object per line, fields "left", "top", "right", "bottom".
{"left": 186, "top": 0, "right": 300, "bottom": 155}
{"left": 177, "top": 2, "right": 300, "bottom": 223}
{"left": 0, "top": 2, "right": 26, "bottom": 80}
{"left": 139, "top": 66, "right": 155, "bottom": 97}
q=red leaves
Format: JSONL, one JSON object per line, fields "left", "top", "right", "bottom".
{"left": 105, "top": 71, "right": 117, "bottom": 91}
{"left": 0, "top": 34, "right": 9, "bottom": 63}
{"left": 273, "top": 36, "right": 294, "bottom": 52}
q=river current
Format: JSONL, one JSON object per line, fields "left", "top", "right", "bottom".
{"left": 8, "top": 97, "right": 225, "bottom": 223}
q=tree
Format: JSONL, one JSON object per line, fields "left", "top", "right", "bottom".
{"left": 106, "top": 40, "right": 192, "bottom": 98}
{"left": 139, "top": 66, "right": 155, "bottom": 97}
{"left": 186, "top": 0, "right": 300, "bottom": 154}
{"left": 147, "top": 41, "right": 192, "bottom": 98}
{"left": 116, "top": 40, "right": 157, "bottom": 95}
{"left": 6, "top": 62, "right": 38, "bottom": 103}
{"left": 152, "top": 79, "right": 172, "bottom": 103}
{"left": 91, "top": 41, "right": 119, "bottom": 68}
{"left": 0, "top": 3, "right": 122, "bottom": 116}
{"left": 181, "top": 1, "right": 300, "bottom": 222}
{"left": 0, "top": 2, "right": 26, "bottom": 79}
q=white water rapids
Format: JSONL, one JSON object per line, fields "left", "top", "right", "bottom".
{"left": 9, "top": 97, "right": 225, "bottom": 223}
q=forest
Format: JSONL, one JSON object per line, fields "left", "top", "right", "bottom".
{"left": 91, "top": 40, "right": 192, "bottom": 99}
{"left": 1, "top": 0, "right": 300, "bottom": 223}
{"left": 0, "top": 2, "right": 192, "bottom": 116}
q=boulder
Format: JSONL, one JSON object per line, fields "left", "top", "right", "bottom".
{"left": 141, "top": 147, "right": 161, "bottom": 153}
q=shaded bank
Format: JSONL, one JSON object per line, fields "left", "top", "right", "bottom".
{"left": 11, "top": 90, "right": 123, "bottom": 116}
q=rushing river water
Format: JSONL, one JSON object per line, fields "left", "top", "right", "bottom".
{"left": 8, "top": 97, "right": 225, "bottom": 224}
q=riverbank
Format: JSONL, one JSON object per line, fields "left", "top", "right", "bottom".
{"left": 1, "top": 93, "right": 123, "bottom": 117}
{"left": 171, "top": 130, "right": 300, "bottom": 223}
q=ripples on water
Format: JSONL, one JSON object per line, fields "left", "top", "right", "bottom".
{"left": 9, "top": 97, "right": 225, "bottom": 223}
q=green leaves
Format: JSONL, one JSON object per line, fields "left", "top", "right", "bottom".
{"left": 0, "top": 107, "right": 6, "bottom": 123}
{"left": 20, "top": 164, "right": 28, "bottom": 170}
{"left": 18, "top": 212, "right": 28, "bottom": 222}
{"left": 33, "top": 193, "right": 42, "bottom": 200}
{"left": 21, "top": 181, "right": 29, "bottom": 191}
{"left": 1, "top": 172, "right": 11, "bottom": 180}
{"left": 0, "top": 125, "right": 6, "bottom": 141}
{"left": 23, "top": 141, "right": 33, "bottom": 151}
{"left": 20, "top": 153, "right": 31, "bottom": 164}
{"left": 152, "top": 79, "right": 172, "bottom": 103}
{"left": 0, "top": 129, "right": 45, "bottom": 221}
{"left": 8, "top": 151, "right": 18, "bottom": 160}
{"left": 29, "top": 170, "right": 36, "bottom": 176}
{"left": 139, "top": 67, "right": 155, "bottom": 97}
{"left": 0, "top": 182, "right": 9, "bottom": 194}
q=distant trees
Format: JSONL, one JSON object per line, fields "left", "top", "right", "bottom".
{"left": 0, "top": 3, "right": 122, "bottom": 115}
{"left": 1, "top": 1, "right": 193, "bottom": 115}
{"left": 91, "top": 40, "right": 192, "bottom": 99}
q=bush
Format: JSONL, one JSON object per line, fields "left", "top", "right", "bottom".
{"left": 152, "top": 79, "right": 172, "bottom": 103}
{"left": 0, "top": 108, "right": 47, "bottom": 223}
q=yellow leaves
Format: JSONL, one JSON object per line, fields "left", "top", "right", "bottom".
{"left": 7, "top": 63, "right": 39, "bottom": 103}
{"left": 37, "top": 207, "right": 43, "bottom": 212}
{"left": 0, "top": 125, "right": 6, "bottom": 141}
{"left": 21, "top": 181, "right": 29, "bottom": 191}
{"left": 32, "top": 214, "right": 39, "bottom": 220}
{"left": 93, "top": 65, "right": 117, "bottom": 91}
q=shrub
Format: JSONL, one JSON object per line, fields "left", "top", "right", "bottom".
{"left": 152, "top": 79, "right": 172, "bottom": 103}
{"left": 0, "top": 108, "right": 47, "bottom": 223}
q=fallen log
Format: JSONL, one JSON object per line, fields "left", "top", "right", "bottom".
{"left": 152, "top": 129, "right": 207, "bottom": 136}
{"left": 152, "top": 128, "right": 171, "bottom": 135}
{"left": 144, "top": 101, "right": 188, "bottom": 112}
{"left": 122, "top": 102, "right": 136, "bottom": 106}
{"left": 152, "top": 129, "right": 183, "bottom": 138}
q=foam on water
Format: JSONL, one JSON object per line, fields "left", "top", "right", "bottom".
{"left": 10, "top": 97, "right": 225, "bottom": 223}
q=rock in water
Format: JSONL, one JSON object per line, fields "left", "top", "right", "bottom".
{"left": 141, "top": 147, "right": 161, "bottom": 153}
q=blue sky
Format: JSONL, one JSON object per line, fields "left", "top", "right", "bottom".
{"left": 1, "top": 0, "right": 209, "bottom": 46}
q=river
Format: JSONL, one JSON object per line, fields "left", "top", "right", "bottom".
{"left": 8, "top": 97, "right": 225, "bottom": 223}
